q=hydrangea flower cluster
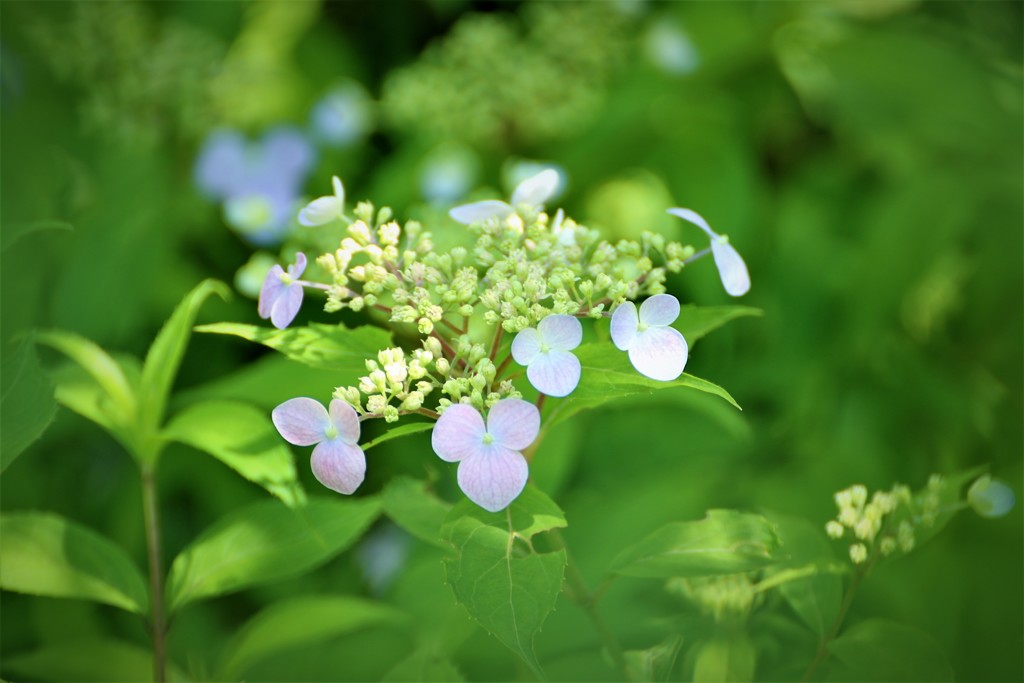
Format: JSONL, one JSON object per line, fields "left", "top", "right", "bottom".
{"left": 263, "top": 170, "right": 751, "bottom": 511}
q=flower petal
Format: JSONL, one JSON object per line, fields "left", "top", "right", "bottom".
{"left": 639, "top": 293, "right": 680, "bottom": 327}
{"left": 288, "top": 252, "right": 307, "bottom": 279}
{"left": 711, "top": 240, "right": 751, "bottom": 297}
{"left": 968, "top": 475, "right": 1016, "bottom": 518}
{"left": 511, "top": 169, "right": 559, "bottom": 208}
{"left": 449, "top": 200, "right": 513, "bottom": 225}
{"left": 431, "top": 403, "right": 486, "bottom": 463}
{"left": 486, "top": 398, "right": 540, "bottom": 451}
{"left": 298, "top": 196, "right": 342, "bottom": 227}
{"left": 272, "top": 397, "right": 329, "bottom": 446}
{"left": 511, "top": 327, "right": 541, "bottom": 366}
{"left": 258, "top": 265, "right": 285, "bottom": 319}
{"left": 667, "top": 207, "right": 716, "bottom": 239}
{"left": 329, "top": 399, "right": 361, "bottom": 445}
{"left": 311, "top": 439, "right": 366, "bottom": 495}
{"left": 610, "top": 301, "right": 639, "bottom": 351}
{"left": 538, "top": 314, "right": 582, "bottom": 351}
{"left": 270, "top": 283, "right": 303, "bottom": 329}
{"left": 457, "top": 445, "right": 528, "bottom": 512}
{"left": 331, "top": 175, "right": 345, "bottom": 206}
{"left": 628, "top": 326, "right": 688, "bottom": 381}
{"left": 527, "top": 350, "right": 581, "bottom": 398}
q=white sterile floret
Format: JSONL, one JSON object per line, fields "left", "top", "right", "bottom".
{"left": 449, "top": 169, "right": 560, "bottom": 225}
{"left": 610, "top": 293, "right": 688, "bottom": 381}
{"left": 272, "top": 397, "right": 365, "bottom": 494}
{"left": 511, "top": 314, "right": 583, "bottom": 397}
{"left": 298, "top": 176, "right": 346, "bottom": 227}
{"left": 667, "top": 207, "right": 750, "bottom": 297}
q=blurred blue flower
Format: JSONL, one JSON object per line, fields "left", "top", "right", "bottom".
{"left": 309, "top": 82, "right": 374, "bottom": 148}
{"left": 645, "top": 20, "right": 699, "bottom": 75}
{"left": 420, "top": 144, "right": 479, "bottom": 203}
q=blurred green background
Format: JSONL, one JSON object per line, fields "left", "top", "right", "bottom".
{"left": 1, "top": 0, "right": 1021, "bottom": 680}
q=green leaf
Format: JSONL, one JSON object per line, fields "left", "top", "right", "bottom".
{"left": 674, "top": 304, "right": 763, "bottom": 345}
{"left": 440, "top": 486, "right": 567, "bottom": 679}
{"left": 196, "top": 321, "right": 391, "bottom": 374}
{"left": 382, "top": 647, "right": 465, "bottom": 682}
{"left": 1, "top": 338, "right": 57, "bottom": 471}
{"left": 163, "top": 399, "right": 306, "bottom": 507}
{"left": 0, "top": 512, "right": 149, "bottom": 614}
{"left": 543, "top": 343, "right": 739, "bottom": 433}
{"left": 165, "top": 497, "right": 380, "bottom": 613}
{"left": 2, "top": 638, "right": 187, "bottom": 682}
{"left": 382, "top": 476, "right": 452, "bottom": 548}
{"left": 1, "top": 219, "right": 74, "bottom": 252}
{"left": 827, "top": 619, "right": 953, "bottom": 682}
{"left": 217, "top": 595, "right": 408, "bottom": 680}
{"left": 625, "top": 634, "right": 685, "bottom": 682}
{"left": 139, "top": 279, "right": 230, "bottom": 432}
{"left": 693, "top": 634, "right": 756, "bottom": 683}
{"left": 767, "top": 514, "right": 843, "bottom": 637}
{"left": 610, "top": 510, "right": 782, "bottom": 578}
{"left": 363, "top": 421, "right": 435, "bottom": 451}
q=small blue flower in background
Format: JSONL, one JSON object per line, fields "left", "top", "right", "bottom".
{"left": 194, "top": 126, "right": 316, "bottom": 245}
{"left": 420, "top": 144, "right": 479, "bottom": 203}
{"left": 645, "top": 20, "right": 699, "bottom": 75}
{"left": 309, "top": 82, "right": 374, "bottom": 148}
{"left": 968, "top": 475, "right": 1016, "bottom": 518}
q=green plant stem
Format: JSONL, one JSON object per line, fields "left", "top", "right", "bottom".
{"left": 141, "top": 465, "right": 166, "bottom": 683}
{"left": 560, "top": 543, "right": 627, "bottom": 678}
{"left": 800, "top": 560, "right": 873, "bottom": 682}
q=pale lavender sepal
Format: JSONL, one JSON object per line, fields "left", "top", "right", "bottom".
{"left": 968, "top": 476, "right": 1016, "bottom": 518}
{"left": 258, "top": 265, "right": 285, "bottom": 318}
{"left": 667, "top": 207, "right": 715, "bottom": 239}
{"left": 511, "top": 327, "right": 542, "bottom": 366}
{"left": 610, "top": 301, "right": 639, "bottom": 351}
{"left": 711, "top": 240, "right": 751, "bottom": 297}
{"left": 311, "top": 439, "right": 366, "bottom": 495}
{"left": 511, "top": 169, "right": 559, "bottom": 208}
{"left": 270, "top": 283, "right": 303, "bottom": 330}
{"left": 486, "top": 398, "right": 540, "bottom": 451}
{"left": 639, "top": 294, "right": 680, "bottom": 327}
{"left": 527, "top": 350, "right": 581, "bottom": 398}
{"left": 272, "top": 397, "right": 330, "bottom": 446}
{"left": 538, "top": 314, "right": 582, "bottom": 351}
{"left": 289, "top": 252, "right": 308, "bottom": 278}
{"left": 329, "top": 399, "right": 361, "bottom": 445}
{"left": 298, "top": 196, "right": 342, "bottom": 227}
{"left": 628, "top": 326, "right": 688, "bottom": 382}
{"left": 449, "top": 200, "right": 512, "bottom": 225}
{"left": 457, "top": 445, "right": 529, "bottom": 512}
{"left": 431, "top": 403, "right": 486, "bottom": 463}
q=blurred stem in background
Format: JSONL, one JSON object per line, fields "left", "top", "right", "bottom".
{"left": 140, "top": 464, "right": 167, "bottom": 683}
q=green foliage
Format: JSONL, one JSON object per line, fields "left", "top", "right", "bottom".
{"left": 382, "top": 476, "right": 452, "bottom": 548}
{"left": 0, "top": 512, "right": 149, "bottom": 614}
{"left": 826, "top": 619, "right": 953, "bottom": 682}
{"left": 624, "top": 634, "right": 684, "bottom": 682}
{"left": 769, "top": 515, "right": 842, "bottom": 637}
{"left": 441, "top": 486, "right": 568, "bottom": 678}
{"left": 165, "top": 497, "right": 380, "bottom": 612}
{"left": 0, "top": 338, "right": 57, "bottom": 471}
{"left": 383, "top": 648, "right": 466, "bottom": 682}
{"left": 693, "top": 634, "right": 757, "bottom": 683}
{"left": 1, "top": 638, "right": 186, "bottom": 683}
{"left": 610, "top": 510, "right": 781, "bottom": 579}
{"left": 363, "top": 422, "right": 435, "bottom": 451}
{"left": 674, "top": 305, "right": 763, "bottom": 346}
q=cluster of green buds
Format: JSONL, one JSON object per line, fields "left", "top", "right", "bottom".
{"left": 667, "top": 574, "right": 761, "bottom": 623}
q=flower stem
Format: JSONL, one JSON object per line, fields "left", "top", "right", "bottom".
{"left": 563, "top": 550, "right": 627, "bottom": 678}
{"left": 141, "top": 465, "right": 166, "bottom": 683}
{"left": 800, "top": 560, "right": 873, "bottom": 682}
{"left": 683, "top": 247, "right": 712, "bottom": 266}
{"left": 489, "top": 325, "right": 504, "bottom": 362}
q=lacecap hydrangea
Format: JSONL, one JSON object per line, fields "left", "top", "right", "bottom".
{"left": 265, "top": 170, "right": 750, "bottom": 512}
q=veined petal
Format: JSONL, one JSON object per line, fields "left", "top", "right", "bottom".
{"left": 272, "top": 397, "right": 329, "bottom": 446}
{"left": 667, "top": 207, "right": 716, "bottom": 239}
{"left": 628, "top": 326, "right": 688, "bottom": 381}
{"left": 711, "top": 239, "right": 751, "bottom": 297}
{"left": 258, "top": 265, "right": 285, "bottom": 319}
{"left": 288, "top": 252, "right": 308, "bottom": 279}
{"left": 538, "top": 314, "right": 582, "bottom": 351}
{"left": 610, "top": 301, "right": 639, "bottom": 351}
{"left": 457, "top": 445, "right": 529, "bottom": 512}
{"left": 511, "top": 327, "right": 542, "bottom": 366}
{"left": 432, "top": 403, "right": 486, "bottom": 462}
{"left": 449, "top": 200, "right": 513, "bottom": 225}
{"left": 331, "top": 175, "right": 345, "bottom": 206}
{"left": 639, "top": 293, "right": 680, "bottom": 327}
{"left": 329, "top": 399, "right": 361, "bottom": 445}
{"left": 270, "top": 283, "right": 303, "bottom": 329}
{"left": 511, "top": 169, "right": 559, "bottom": 208}
{"left": 311, "top": 439, "right": 366, "bottom": 495}
{"left": 527, "top": 350, "right": 581, "bottom": 398}
{"left": 298, "top": 196, "right": 342, "bottom": 227}
{"left": 486, "top": 398, "right": 540, "bottom": 451}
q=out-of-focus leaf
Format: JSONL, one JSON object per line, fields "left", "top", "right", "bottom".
{"left": 767, "top": 514, "right": 843, "bottom": 637}
{"left": 827, "top": 619, "right": 953, "bottom": 682}
{"left": 0, "top": 512, "right": 148, "bottom": 614}
{"left": 382, "top": 476, "right": 452, "bottom": 548}
{"left": 909, "top": 466, "right": 987, "bottom": 550}
{"left": 674, "top": 304, "right": 763, "bottom": 345}
{"left": 693, "top": 634, "right": 756, "bottom": 683}
{"left": 217, "top": 595, "right": 408, "bottom": 680}
{"left": 165, "top": 497, "right": 380, "bottom": 613}
{"left": 363, "top": 422, "right": 435, "bottom": 451}
{"left": 1, "top": 338, "right": 57, "bottom": 471}
{"left": 440, "top": 486, "right": 567, "bottom": 679}
{"left": 610, "top": 510, "right": 781, "bottom": 578}
{"left": 164, "top": 399, "right": 306, "bottom": 507}
{"left": 382, "top": 647, "right": 465, "bottom": 682}
{"left": 2, "top": 638, "right": 187, "bottom": 683}
{"left": 0, "top": 219, "right": 73, "bottom": 252}
{"left": 196, "top": 321, "right": 390, "bottom": 373}
{"left": 172, "top": 354, "right": 341, "bottom": 411}
{"left": 625, "top": 634, "right": 685, "bottom": 682}
{"left": 138, "top": 279, "right": 230, "bottom": 432}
